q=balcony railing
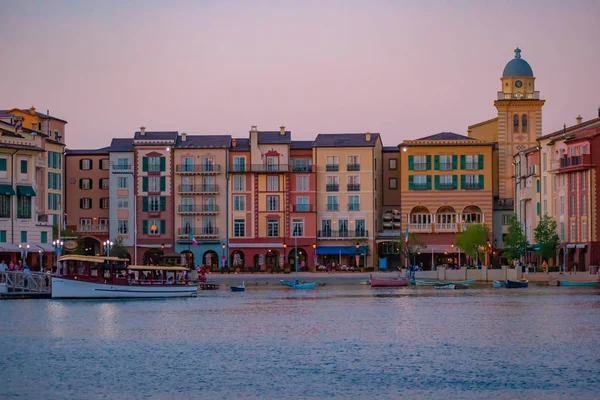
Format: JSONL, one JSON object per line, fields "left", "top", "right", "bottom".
{"left": 111, "top": 164, "right": 133, "bottom": 173}
{"left": 78, "top": 224, "right": 109, "bottom": 233}
{"left": 497, "top": 91, "right": 540, "bottom": 100}
{"left": 347, "top": 164, "right": 360, "bottom": 171}
{"left": 559, "top": 154, "right": 592, "bottom": 170}
{"left": 438, "top": 184, "right": 454, "bottom": 190}
{"left": 178, "top": 204, "right": 219, "bottom": 214}
{"left": 291, "top": 165, "right": 313, "bottom": 173}
{"left": 413, "top": 163, "right": 428, "bottom": 171}
{"left": 412, "top": 184, "right": 428, "bottom": 190}
{"left": 326, "top": 204, "right": 339, "bottom": 211}
{"left": 463, "top": 183, "right": 480, "bottom": 190}
{"left": 438, "top": 163, "right": 453, "bottom": 171}
{"left": 435, "top": 223, "right": 458, "bottom": 232}
{"left": 465, "top": 162, "right": 480, "bottom": 170}
{"left": 318, "top": 230, "right": 369, "bottom": 238}
{"left": 178, "top": 184, "right": 219, "bottom": 194}
{"left": 175, "top": 164, "right": 221, "bottom": 174}
{"left": 408, "top": 223, "right": 432, "bottom": 233}
{"left": 347, "top": 184, "right": 361, "bottom": 191}
{"left": 293, "top": 204, "right": 314, "bottom": 212}
{"left": 326, "top": 184, "right": 339, "bottom": 192}
{"left": 147, "top": 165, "right": 161, "bottom": 172}
{"left": 177, "top": 227, "right": 219, "bottom": 237}
{"left": 326, "top": 164, "right": 339, "bottom": 172}
{"left": 228, "top": 164, "right": 290, "bottom": 173}
{"left": 347, "top": 203, "right": 360, "bottom": 211}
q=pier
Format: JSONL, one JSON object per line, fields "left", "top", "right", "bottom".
{"left": 0, "top": 271, "right": 52, "bottom": 299}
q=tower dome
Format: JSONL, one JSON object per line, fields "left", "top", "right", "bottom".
{"left": 502, "top": 48, "right": 534, "bottom": 77}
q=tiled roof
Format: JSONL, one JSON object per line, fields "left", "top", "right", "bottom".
{"left": 539, "top": 118, "right": 600, "bottom": 141}
{"left": 383, "top": 146, "right": 399, "bottom": 152}
{"left": 65, "top": 147, "right": 110, "bottom": 155}
{"left": 178, "top": 134, "right": 231, "bottom": 148}
{"left": 290, "top": 140, "right": 313, "bottom": 150}
{"left": 417, "top": 132, "right": 474, "bottom": 141}
{"left": 312, "top": 133, "right": 380, "bottom": 147}
{"left": 257, "top": 131, "right": 291, "bottom": 144}
{"left": 0, "top": 109, "right": 68, "bottom": 123}
{"left": 133, "top": 131, "right": 178, "bottom": 141}
{"left": 109, "top": 138, "right": 134, "bottom": 152}
{"left": 230, "top": 138, "right": 250, "bottom": 151}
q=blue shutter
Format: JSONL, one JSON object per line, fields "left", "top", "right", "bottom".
{"left": 142, "top": 157, "right": 148, "bottom": 172}
{"left": 0, "top": 158, "right": 7, "bottom": 171}
{"left": 434, "top": 175, "right": 440, "bottom": 190}
{"left": 479, "top": 175, "right": 484, "bottom": 189}
{"left": 160, "top": 220, "right": 166, "bottom": 234}
{"left": 408, "top": 156, "right": 414, "bottom": 170}
{"left": 41, "top": 232, "right": 47, "bottom": 244}
{"left": 0, "top": 230, "right": 6, "bottom": 242}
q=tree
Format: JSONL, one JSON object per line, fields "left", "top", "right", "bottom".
{"left": 534, "top": 215, "right": 560, "bottom": 262}
{"left": 503, "top": 214, "right": 528, "bottom": 263}
{"left": 389, "top": 232, "right": 422, "bottom": 266}
{"left": 111, "top": 237, "right": 130, "bottom": 259}
{"left": 456, "top": 223, "right": 489, "bottom": 265}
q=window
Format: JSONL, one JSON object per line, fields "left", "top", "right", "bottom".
{"left": 338, "top": 219, "right": 348, "bottom": 236}
{"left": 570, "top": 221, "right": 576, "bottom": 241}
{"left": 267, "top": 195, "right": 279, "bottom": 211}
{"left": 233, "top": 195, "right": 245, "bottom": 211}
{"left": 560, "top": 196, "right": 564, "bottom": 215}
{"left": 118, "top": 220, "right": 129, "bottom": 235}
{"left": 582, "top": 171, "right": 587, "bottom": 190}
{"left": 543, "top": 176, "right": 547, "bottom": 195}
{"left": 0, "top": 158, "right": 6, "bottom": 179}
{"left": 560, "top": 222, "right": 565, "bottom": 241}
{"left": 118, "top": 177, "right": 127, "bottom": 189}
{"left": 100, "top": 159, "right": 110, "bottom": 170}
{"left": 465, "top": 155, "right": 480, "bottom": 170}
{"left": 0, "top": 230, "right": 7, "bottom": 242}
{"left": 80, "top": 198, "right": 92, "bottom": 209}
{"left": 267, "top": 219, "right": 279, "bottom": 237}
{"left": 148, "top": 219, "right": 160, "bottom": 235}
{"left": 582, "top": 144, "right": 588, "bottom": 154}
{"left": 348, "top": 175, "right": 360, "bottom": 191}
{"left": 21, "top": 231, "right": 27, "bottom": 243}
{"left": 48, "top": 172, "right": 62, "bottom": 190}
{"left": 117, "top": 197, "right": 128, "bottom": 208}
{"left": 326, "top": 156, "right": 339, "bottom": 171}
{"left": 326, "top": 176, "right": 339, "bottom": 191}
{"left": 80, "top": 179, "right": 92, "bottom": 190}
{"left": 439, "top": 155, "right": 453, "bottom": 170}
{"left": 570, "top": 175, "right": 575, "bottom": 191}
{"left": 116, "top": 157, "right": 129, "bottom": 169}
{"left": 266, "top": 156, "right": 279, "bottom": 171}
{"left": 412, "top": 175, "right": 427, "bottom": 190}
{"left": 438, "top": 175, "right": 454, "bottom": 190}
{"left": 0, "top": 195, "right": 10, "bottom": 218}
{"left": 296, "top": 197, "right": 309, "bottom": 212}
{"left": 233, "top": 176, "right": 245, "bottom": 191}
{"left": 570, "top": 196, "right": 575, "bottom": 216}
{"left": 292, "top": 158, "right": 312, "bottom": 172}
{"left": 267, "top": 176, "right": 279, "bottom": 191}
{"left": 16, "top": 196, "right": 31, "bottom": 218}
{"left": 389, "top": 159, "right": 397, "bottom": 170}
{"left": 326, "top": 196, "right": 339, "bottom": 211}
{"left": 292, "top": 219, "right": 304, "bottom": 237}
{"left": 464, "top": 175, "right": 480, "bottom": 190}
{"left": 148, "top": 196, "right": 160, "bottom": 212}
{"left": 80, "top": 159, "right": 92, "bottom": 170}
{"left": 100, "top": 179, "right": 109, "bottom": 190}
{"left": 582, "top": 220, "right": 587, "bottom": 241}
{"left": 347, "top": 155, "right": 360, "bottom": 171}
{"left": 296, "top": 176, "right": 309, "bottom": 191}
{"left": 543, "top": 200, "right": 547, "bottom": 215}
{"left": 321, "top": 220, "right": 332, "bottom": 237}
{"left": 149, "top": 176, "right": 160, "bottom": 192}
{"left": 502, "top": 215, "right": 510, "bottom": 225}
{"left": 148, "top": 156, "right": 161, "bottom": 172}
{"left": 582, "top": 195, "right": 587, "bottom": 215}
{"left": 513, "top": 115, "right": 519, "bottom": 133}
{"left": 100, "top": 198, "right": 109, "bottom": 209}
{"left": 355, "top": 219, "right": 366, "bottom": 237}
{"left": 233, "top": 156, "right": 246, "bottom": 172}
{"left": 521, "top": 114, "right": 528, "bottom": 133}
{"left": 413, "top": 155, "right": 427, "bottom": 171}
{"left": 389, "top": 178, "right": 397, "bottom": 189}
{"left": 202, "top": 156, "right": 215, "bottom": 172}
{"left": 348, "top": 195, "right": 360, "bottom": 211}
{"left": 47, "top": 193, "right": 60, "bottom": 211}
{"left": 234, "top": 219, "right": 245, "bottom": 237}
{"left": 542, "top": 152, "right": 547, "bottom": 172}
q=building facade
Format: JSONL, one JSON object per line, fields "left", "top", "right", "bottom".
{"left": 377, "top": 147, "right": 402, "bottom": 269}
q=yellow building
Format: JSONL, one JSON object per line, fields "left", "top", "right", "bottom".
{"left": 399, "top": 132, "right": 494, "bottom": 269}
{"left": 312, "top": 133, "right": 383, "bottom": 269}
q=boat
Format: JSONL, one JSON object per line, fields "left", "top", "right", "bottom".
{"left": 369, "top": 274, "right": 409, "bottom": 287}
{"left": 415, "top": 280, "right": 438, "bottom": 286}
{"left": 506, "top": 279, "right": 529, "bottom": 288}
{"left": 454, "top": 283, "right": 469, "bottom": 289}
{"left": 289, "top": 280, "right": 317, "bottom": 290}
{"left": 280, "top": 279, "right": 307, "bottom": 287}
{"left": 435, "top": 283, "right": 455, "bottom": 289}
{"left": 358, "top": 279, "right": 371, "bottom": 285}
{"left": 447, "top": 280, "right": 476, "bottom": 286}
{"left": 558, "top": 280, "right": 599, "bottom": 287}
{"left": 52, "top": 255, "right": 198, "bottom": 299}
{"left": 231, "top": 281, "right": 245, "bottom": 292}
{"left": 493, "top": 280, "right": 506, "bottom": 288}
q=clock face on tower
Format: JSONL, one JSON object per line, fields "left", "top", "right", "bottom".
{"left": 515, "top": 80, "right": 523, "bottom": 88}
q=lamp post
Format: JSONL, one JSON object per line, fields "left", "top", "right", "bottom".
{"left": 312, "top": 242, "right": 316, "bottom": 270}
{"left": 52, "top": 240, "right": 63, "bottom": 274}
{"left": 355, "top": 242, "right": 360, "bottom": 269}
{"left": 18, "top": 244, "right": 30, "bottom": 266}
{"left": 221, "top": 243, "right": 226, "bottom": 269}
{"left": 283, "top": 243, "right": 287, "bottom": 268}
{"left": 103, "top": 240, "right": 113, "bottom": 257}
{"left": 38, "top": 250, "right": 43, "bottom": 271}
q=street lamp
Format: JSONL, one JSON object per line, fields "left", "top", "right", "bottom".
{"left": 221, "top": 243, "right": 226, "bottom": 269}
{"left": 355, "top": 242, "right": 360, "bottom": 268}
{"left": 52, "top": 240, "right": 63, "bottom": 274}
{"left": 18, "top": 244, "right": 30, "bottom": 266}
{"left": 103, "top": 240, "right": 114, "bottom": 257}
{"left": 38, "top": 250, "right": 43, "bottom": 271}
{"left": 151, "top": 223, "right": 157, "bottom": 233}
{"left": 160, "top": 243, "right": 165, "bottom": 251}
{"left": 312, "top": 242, "right": 316, "bottom": 269}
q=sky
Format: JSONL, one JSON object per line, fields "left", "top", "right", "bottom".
{"left": 1, "top": 0, "right": 599, "bottom": 149}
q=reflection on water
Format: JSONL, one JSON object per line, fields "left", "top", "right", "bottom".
{"left": 1, "top": 285, "right": 599, "bottom": 400}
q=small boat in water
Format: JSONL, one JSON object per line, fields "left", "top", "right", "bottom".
{"left": 435, "top": 283, "right": 455, "bottom": 290}
{"left": 231, "top": 281, "right": 245, "bottom": 292}
{"left": 415, "top": 280, "right": 438, "bottom": 286}
{"left": 288, "top": 280, "right": 317, "bottom": 290}
{"left": 493, "top": 280, "right": 507, "bottom": 288}
{"left": 357, "top": 279, "right": 371, "bottom": 285}
{"left": 280, "top": 279, "right": 306, "bottom": 287}
{"left": 558, "top": 280, "right": 599, "bottom": 287}
{"left": 506, "top": 279, "right": 529, "bottom": 288}
{"left": 370, "top": 274, "right": 409, "bottom": 287}
{"left": 447, "top": 280, "right": 476, "bottom": 286}
{"left": 454, "top": 283, "right": 469, "bottom": 290}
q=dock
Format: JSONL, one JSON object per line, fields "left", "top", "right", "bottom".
{"left": 1, "top": 270, "right": 52, "bottom": 300}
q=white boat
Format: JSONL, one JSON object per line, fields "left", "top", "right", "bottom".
{"left": 52, "top": 255, "right": 197, "bottom": 299}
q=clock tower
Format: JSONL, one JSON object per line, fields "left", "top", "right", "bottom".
{"left": 494, "top": 48, "right": 545, "bottom": 200}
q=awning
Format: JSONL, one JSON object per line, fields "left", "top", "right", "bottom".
{"left": 36, "top": 244, "right": 55, "bottom": 252}
{"left": 16, "top": 185, "right": 36, "bottom": 197}
{"left": 0, "top": 243, "right": 21, "bottom": 252}
{"left": 316, "top": 245, "right": 369, "bottom": 255}
{"left": 0, "top": 184, "right": 15, "bottom": 196}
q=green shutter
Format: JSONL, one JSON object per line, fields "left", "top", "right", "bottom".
{"left": 408, "top": 156, "right": 414, "bottom": 171}
{"left": 17, "top": 197, "right": 21, "bottom": 216}
{"left": 536, "top": 202, "right": 541, "bottom": 216}
{"left": 460, "top": 155, "right": 466, "bottom": 169}
{"left": 41, "top": 232, "right": 47, "bottom": 244}
{"left": 0, "top": 231, "right": 6, "bottom": 242}
{"left": 142, "top": 177, "right": 148, "bottom": 192}
{"left": 479, "top": 174, "right": 484, "bottom": 189}
{"left": 142, "top": 197, "right": 148, "bottom": 212}
{"left": 142, "top": 157, "right": 148, "bottom": 172}
{"left": 536, "top": 179, "right": 540, "bottom": 193}
{"left": 426, "top": 175, "right": 432, "bottom": 190}
{"left": 426, "top": 155, "right": 432, "bottom": 170}
{"left": 20, "top": 160, "right": 27, "bottom": 174}
{"left": 434, "top": 175, "right": 440, "bottom": 190}
{"left": 408, "top": 175, "right": 414, "bottom": 190}
{"left": 21, "top": 231, "right": 27, "bottom": 243}
{"left": 453, "top": 175, "right": 458, "bottom": 189}
{"left": 434, "top": 155, "right": 440, "bottom": 170}
{"left": 478, "top": 154, "right": 484, "bottom": 170}
{"left": 160, "top": 196, "right": 166, "bottom": 211}
{"left": 160, "top": 220, "right": 166, "bottom": 234}
{"left": 452, "top": 155, "right": 457, "bottom": 170}
{"left": 160, "top": 157, "right": 166, "bottom": 172}
{"left": 142, "top": 220, "right": 148, "bottom": 235}
{"left": 461, "top": 175, "right": 466, "bottom": 189}
{"left": 0, "top": 158, "right": 6, "bottom": 171}
{"left": 160, "top": 177, "right": 166, "bottom": 192}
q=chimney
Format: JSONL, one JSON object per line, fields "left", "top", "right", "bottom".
{"left": 250, "top": 125, "right": 257, "bottom": 133}
{"left": 231, "top": 138, "right": 237, "bottom": 148}
{"left": 365, "top": 132, "right": 371, "bottom": 142}
{"left": 280, "top": 126, "right": 286, "bottom": 136}
{"left": 47, "top": 109, "right": 50, "bottom": 116}
{"left": 140, "top": 126, "right": 146, "bottom": 136}
{"left": 29, "top": 106, "right": 36, "bottom": 115}
{"left": 576, "top": 115, "right": 583, "bottom": 125}
{"left": 181, "top": 132, "right": 187, "bottom": 142}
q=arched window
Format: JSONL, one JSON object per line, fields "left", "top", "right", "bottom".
{"left": 522, "top": 114, "right": 528, "bottom": 133}
{"left": 513, "top": 115, "right": 519, "bottom": 133}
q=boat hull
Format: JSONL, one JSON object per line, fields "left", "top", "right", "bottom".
{"left": 51, "top": 277, "right": 198, "bottom": 299}
{"left": 559, "top": 280, "right": 599, "bottom": 287}
{"left": 454, "top": 284, "right": 469, "bottom": 290}
{"left": 230, "top": 286, "right": 245, "bottom": 292}
{"left": 415, "top": 280, "right": 437, "bottom": 286}
{"left": 291, "top": 283, "right": 317, "bottom": 289}
{"left": 370, "top": 274, "right": 409, "bottom": 287}
{"left": 506, "top": 279, "right": 529, "bottom": 289}
{"left": 493, "top": 280, "right": 506, "bottom": 288}
{"left": 435, "top": 284, "right": 455, "bottom": 289}
{"left": 447, "top": 280, "right": 476, "bottom": 285}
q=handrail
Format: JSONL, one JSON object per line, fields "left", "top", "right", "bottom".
{"left": 0, "top": 270, "right": 52, "bottom": 293}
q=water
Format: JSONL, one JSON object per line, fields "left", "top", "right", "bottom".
{"left": 1, "top": 285, "right": 599, "bottom": 399}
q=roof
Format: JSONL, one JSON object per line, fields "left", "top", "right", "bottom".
{"left": 45, "top": 138, "right": 66, "bottom": 146}
{"left": 59, "top": 255, "right": 128, "bottom": 262}
{"left": 502, "top": 48, "right": 534, "bottom": 77}
{"left": 312, "top": 133, "right": 380, "bottom": 148}
{"left": 109, "top": 138, "right": 134, "bottom": 152}
{"left": 230, "top": 138, "right": 250, "bottom": 152}
{"left": 383, "top": 146, "right": 400, "bottom": 152}
{"left": 65, "top": 147, "right": 110, "bottom": 155}
{"left": 290, "top": 140, "right": 313, "bottom": 150}
{"left": 257, "top": 131, "right": 291, "bottom": 144}
{"left": 468, "top": 117, "right": 498, "bottom": 130}
{"left": 540, "top": 118, "right": 600, "bottom": 141}
{"left": 0, "top": 108, "right": 68, "bottom": 123}
{"left": 417, "top": 132, "right": 475, "bottom": 141}
{"left": 133, "top": 131, "right": 178, "bottom": 141}
{"left": 177, "top": 134, "right": 231, "bottom": 148}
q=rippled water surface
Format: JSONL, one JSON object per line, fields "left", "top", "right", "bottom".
{"left": 1, "top": 284, "right": 600, "bottom": 399}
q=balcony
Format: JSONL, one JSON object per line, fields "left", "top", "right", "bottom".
{"left": 438, "top": 163, "right": 453, "bottom": 171}
{"left": 78, "top": 224, "right": 109, "bottom": 233}
{"left": 325, "top": 164, "right": 339, "bottom": 172}
{"left": 413, "top": 163, "right": 428, "bottom": 171}
{"left": 326, "top": 184, "right": 339, "bottom": 192}
{"left": 408, "top": 223, "right": 432, "bottom": 233}
{"left": 347, "top": 184, "right": 361, "bottom": 191}
{"left": 318, "top": 230, "right": 369, "bottom": 239}
{"left": 175, "top": 164, "right": 221, "bottom": 174}
{"left": 290, "top": 165, "right": 313, "bottom": 173}
{"left": 36, "top": 214, "right": 52, "bottom": 226}
{"left": 293, "top": 204, "right": 314, "bottom": 212}
{"left": 411, "top": 184, "right": 428, "bottom": 190}
{"left": 497, "top": 91, "right": 540, "bottom": 100}
{"left": 435, "top": 223, "right": 458, "bottom": 232}
{"left": 463, "top": 183, "right": 480, "bottom": 190}
{"left": 177, "top": 204, "right": 219, "bottom": 214}
{"left": 177, "top": 184, "right": 219, "bottom": 194}
{"left": 228, "top": 164, "right": 290, "bottom": 173}
{"left": 326, "top": 204, "right": 339, "bottom": 211}
{"left": 557, "top": 154, "right": 593, "bottom": 172}
{"left": 177, "top": 227, "right": 219, "bottom": 238}
{"left": 111, "top": 164, "right": 133, "bottom": 173}
{"left": 347, "top": 164, "right": 360, "bottom": 171}
{"left": 147, "top": 165, "right": 161, "bottom": 173}
{"left": 347, "top": 204, "right": 360, "bottom": 211}
{"left": 438, "top": 184, "right": 454, "bottom": 190}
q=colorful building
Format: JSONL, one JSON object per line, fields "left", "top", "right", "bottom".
{"left": 376, "top": 146, "right": 402, "bottom": 269}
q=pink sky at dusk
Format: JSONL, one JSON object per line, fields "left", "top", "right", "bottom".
{"left": 1, "top": 0, "right": 599, "bottom": 149}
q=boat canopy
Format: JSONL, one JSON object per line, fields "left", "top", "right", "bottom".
{"left": 127, "top": 265, "right": 188, "bottom": 271}
{"left": 59, "top": 255, "right": 129, "bottom": 263}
